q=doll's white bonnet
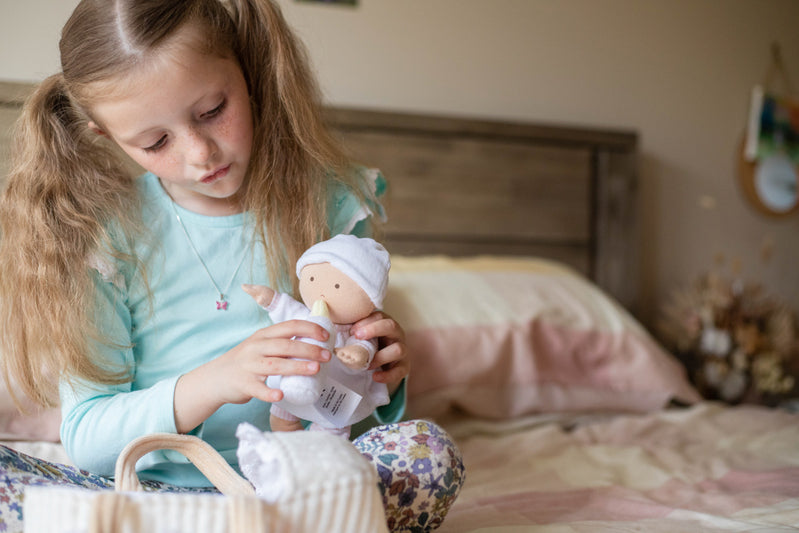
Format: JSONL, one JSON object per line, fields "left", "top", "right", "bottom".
{"left": 296, "top": 234, "right": 391, "bottom": 309}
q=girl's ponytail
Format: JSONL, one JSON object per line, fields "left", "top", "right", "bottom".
{"left": 0, "top": 74, "right": 136, "bottom": 407}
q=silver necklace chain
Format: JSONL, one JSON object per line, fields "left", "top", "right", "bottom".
{"left": 169, "top": 201, "right": 249, "bottom": 311}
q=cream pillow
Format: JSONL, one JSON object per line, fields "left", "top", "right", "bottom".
{"left": 384, "top": 255, "right": 700, "bottom": 419}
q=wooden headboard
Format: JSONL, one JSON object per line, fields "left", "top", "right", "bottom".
{"left": 325, "top": 108, "right": 639, "bottom": 313}
{"left": 0, "top": 81, "right": 639, "bottom": 312}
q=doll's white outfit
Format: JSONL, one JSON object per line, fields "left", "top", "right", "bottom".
{"left": 263, "top": 291, "right": 390, "bottom": 435}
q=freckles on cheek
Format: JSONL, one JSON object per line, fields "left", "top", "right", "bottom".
{"left": 217, "top": 115, "right": 230, "bottom": 137}
{"left": 153, "top": 155, "right": 180, "bottom": 176}
{"left": 224, "top": 111, "right": 252, "bottom": 146}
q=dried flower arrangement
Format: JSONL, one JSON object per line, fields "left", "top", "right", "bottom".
{"left": 658, "top": 268, "right": 799, "bottom": 406}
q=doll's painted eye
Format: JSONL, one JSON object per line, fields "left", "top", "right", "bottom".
{"left": 309, "top": 276, "right": 314, "bottom": 282}
{"left": 335, "top": 283, "right": 340, "bottom": 289}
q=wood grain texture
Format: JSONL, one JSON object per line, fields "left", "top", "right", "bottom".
{"left": 326, "top": 107, "right": 639, "bottom": 312}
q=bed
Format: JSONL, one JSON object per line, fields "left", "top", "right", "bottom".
{"left": 3, "top": 80, "right": 799, "bottom": 531}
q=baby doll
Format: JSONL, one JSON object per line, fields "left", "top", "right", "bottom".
{"left": 242, "top": 234, "right": 391, "bottom": 437}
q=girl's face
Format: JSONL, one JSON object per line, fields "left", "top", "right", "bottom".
{"left": 89, "top": 38, "right": 253, "bottom": 216}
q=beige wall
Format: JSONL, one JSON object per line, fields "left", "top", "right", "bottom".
{"left": 1, "top": 0, "right": 798, "bottom": 326}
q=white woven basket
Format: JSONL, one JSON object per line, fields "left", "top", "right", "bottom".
{"left": 24, "top": 431, "right": 388, "bottom": 533}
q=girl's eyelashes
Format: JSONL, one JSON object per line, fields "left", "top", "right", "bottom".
{"left": 202, "top": 99, "right": 226, "bottom": 119}
{"left": 143, "top": 135, "right": 168, "bottom": 153}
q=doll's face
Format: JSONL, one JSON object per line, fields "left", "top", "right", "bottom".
{"left": 299, "top": 263, "right": 375, "bottom": 324}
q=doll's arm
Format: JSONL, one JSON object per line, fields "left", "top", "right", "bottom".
{"left": 242, "top": 284, "right": 277, "bottom": 309}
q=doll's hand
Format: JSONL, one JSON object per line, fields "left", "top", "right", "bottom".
{"left": 335, "top": 345, "right": 370, "bottom": 370}
{"left": 351, "top": 311, "right": 409, "bottom": 396}
{"left": 173, "top": 319, "right": 331, "bottom": 433}
{"left": 242, "top": 283, "right": 276, "bottom": 309}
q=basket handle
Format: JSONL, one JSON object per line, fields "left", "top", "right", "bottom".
{"left": 114, "top": 433, "right": 255, "bottom": 496}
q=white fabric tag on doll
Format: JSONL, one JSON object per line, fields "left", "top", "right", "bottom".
{"left": 314, "top": 377, "right": 362, "bottom": 427}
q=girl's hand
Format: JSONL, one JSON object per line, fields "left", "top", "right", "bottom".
{"left": 173, "top": 319, "right": 331, "bottom": 433}
{"left": 352, "top": 311, "right": 409, "bottom": 395}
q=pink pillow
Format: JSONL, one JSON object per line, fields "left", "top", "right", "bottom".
{"left": 383, "top": 256, "right": 701, "bottom": 420}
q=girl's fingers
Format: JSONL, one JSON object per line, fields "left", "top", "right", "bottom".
{"left": 352, "top": 314, "right": 405, "bottom": 344}
{"left": 254, "top": 356, "right": 320, "bottom": 377}
{"left": 352, "top": 311, "right": 383, "bottom": 329}
{"left": 369, "top": 339, "right": 404, "bottom": 370}
{"left": 248, "top": 337, "right": 331, "bottom": 363}
{"left": 245, "top": 381, "right": 283, "bottom": 404}
{"left": 374, "top": 349, "right": 410, "bottom": 378}
{"left": 373, "top": 361, "right": 409, "bottom": 385}
{"left": 235, "top": 356, "right": 319, "bottom": 404}
{"left": 257, "top": 319, "right": 330, "bottom": 343}
{"left": 351, "top": 312, "right": 409, "bottom": 393}
{"left": 215, "top": 322, "right": 332, "bottom": 407}
{"left": 373, "top": 355, "right": 410, "bottom": 397}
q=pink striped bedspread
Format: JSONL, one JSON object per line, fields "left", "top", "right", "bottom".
{"left": 438, "top": 402, "right": 799, "bottom": 532}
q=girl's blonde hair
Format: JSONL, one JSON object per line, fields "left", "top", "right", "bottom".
{"left": 0, "top": 0, "right": 372, "bottom": 408}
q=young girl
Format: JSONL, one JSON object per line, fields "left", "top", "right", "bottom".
{"left": 0, "top": 1, "right": 463, "bottom": 531}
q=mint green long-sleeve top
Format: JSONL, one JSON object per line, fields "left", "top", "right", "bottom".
{"left": 59, "top": 170, "right": 405, "bottom": 487}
